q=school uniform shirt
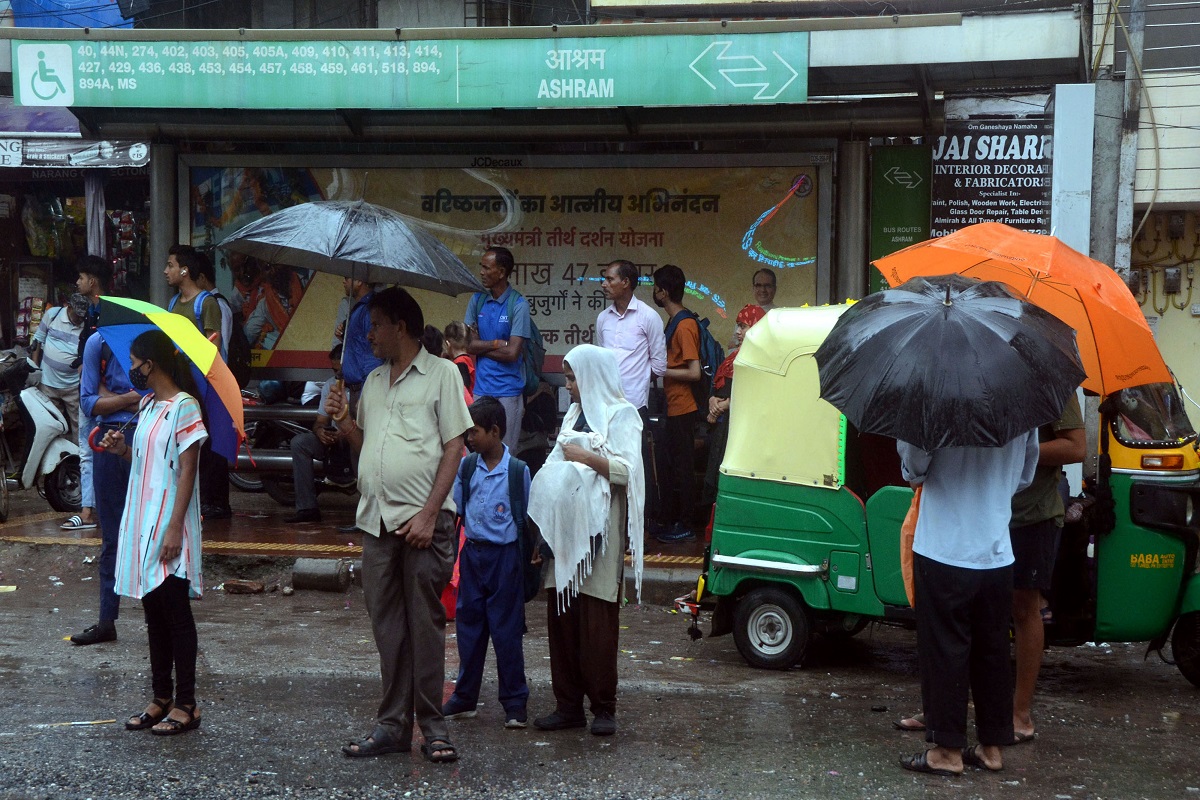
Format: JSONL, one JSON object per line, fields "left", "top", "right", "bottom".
{"left": 113, "top": 393, "right": 208, "bottom": 600}
{"left": 465, "top": 286, "right": 532, "bottom": 399}
{"left": 452, "top": 444, "right": 532, "bottom": 545}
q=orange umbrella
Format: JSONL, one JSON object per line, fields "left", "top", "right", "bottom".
{"left": 874, "top": 222, "right": 1172, "bottom": 395}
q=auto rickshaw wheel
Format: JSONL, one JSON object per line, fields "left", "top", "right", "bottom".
{"left": 1172, "top": 612, "right": 1200, "bottom": 688}
{"left": 732, "top": 586, "right": 810, "bottom": 670}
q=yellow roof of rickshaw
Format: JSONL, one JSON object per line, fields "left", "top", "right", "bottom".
{"left": 722, "top": 304, "right": 851, "bottom": 490}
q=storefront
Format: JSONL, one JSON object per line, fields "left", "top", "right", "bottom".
{"left": 3, "top": 12, "right": 1086, "bottom": 377}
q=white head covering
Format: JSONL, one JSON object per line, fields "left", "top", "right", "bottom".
{"left": 528, "top": 344, "right": 645, "bottom": 606}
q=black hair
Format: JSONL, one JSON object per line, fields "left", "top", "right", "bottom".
{"left": 487, "top": 246, "right": 516, "bottom": 278}
{"left": 469, "top": 395, "right": 506, "bottom": 438}
{"left": 653, "top": 264, "right": 686, "bottom": 304}
{"left": 168, "top": 244, "right": 205, "bottom": 281}
{"left": 129, "top": 329, "right": 203, "bottom": 418}
{"left": 421, "top": 324, "right": 445, "bottom": 357}
{"left": 609, "top": 259, "right": 640, "bottom": 291}
{"left": 77, "top": 255, "right": 111, "bottom": 290}
{"left": 753, "top": 268, "right": 777, "bottom": 288}
{"left": 368, "top": 286, "right": 424, "bottom": 338}
{"left": 328, "top": 343, "right": 343, "bottom": 361}
{"left": 444, "top": 320, "right": 468, "bottom": 346}
{"left": 192, "top": 249, "right": 215, "bottom": 286}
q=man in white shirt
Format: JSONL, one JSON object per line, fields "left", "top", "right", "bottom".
{"left": 596, "top": 260, "right": 666, "bottom": 411}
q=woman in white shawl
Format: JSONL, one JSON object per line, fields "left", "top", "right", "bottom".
{"left": 528, "top": 344, "right": 644, "bottom": 737}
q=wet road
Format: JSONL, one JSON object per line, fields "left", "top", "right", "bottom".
{"left": 2, "top": 540, "right": 1200, "bottom": 800}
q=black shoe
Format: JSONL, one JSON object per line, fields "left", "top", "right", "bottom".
{"left": 338, "top": 523, "right": 363, "bottom": 534}
{"left": 590, "top": 712, "right": 617, "bottom": 736}
{"left": 533, "top": 710, "right": 587, "bottom": 731}
{"left": 654, "top": 523, "right": 696, "bottom": 543}
{"left": 441, "top": 699, "right": 478, "bottom": 720}
{"left": 283, "top": 508, "right": 321, "bottom": 524}
{"left": 202, "top": 505, "right": 232, "bottom": 521}
{"left": 70, "top": 622, "right": 116, "bottom": 646}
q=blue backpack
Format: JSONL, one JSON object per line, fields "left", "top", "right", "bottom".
{"left": 664, "top": 309, "right": 725, "bottom": 407}
{"left": 466, "top": 290, "right": 545, "bottom": 397}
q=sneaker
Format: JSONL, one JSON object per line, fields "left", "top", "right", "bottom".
{"left": 504, "top": 708, "right": 528, "bottom": 729}
{"left": 590, "top": 712, "right": 617, "bottom": 736}
{"left": 70, "top": 622, "right": 116, "bottom": 646}
{"left": 283, "top": 508, "right": 321, "bottom": 524}
{"left": 441, "top": 699, "right": 478, "bottom": 720}
{"left": 533, "top": 710, "right": 586, "bottom": 731}
{"left": 654, "top": 522, "right": 696, "bottom": 543}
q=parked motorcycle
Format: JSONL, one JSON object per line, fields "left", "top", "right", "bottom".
{"left": 0, "top": 358, "right": 82, "bottom": 514}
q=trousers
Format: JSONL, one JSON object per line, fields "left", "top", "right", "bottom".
{"left": 143, "top": 576, "right": 198, "bottom": 706}
{"left": 93, "top": 438, "right": 131, "bottom": 622}
{"left": 546, "top": 590, "right": 620, "bottom": 717}
{"left": 657, "top": 410, "right": 699, "bottom": 526}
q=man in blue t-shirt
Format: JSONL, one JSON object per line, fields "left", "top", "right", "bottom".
{"left": 463, "top": 247, "right": 531, "bottom": 450}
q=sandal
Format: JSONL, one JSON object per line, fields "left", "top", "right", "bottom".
{"left": 125, "top": 698, "right": 172, "bottom": 731}
{"left": 421, "top": 738, "right": 458, "bottom": 763}
{"left": 962, "top": 745, "right": 1003, "bottom": 772}
{"left": 893, "top": 712, "right": 926, "bottom": 732}
{"left": 342, "top": 725, "right": 407, "bottom": 758}
{"left": 150, "top": 703, "right": 201, "bottom": 736}
{"left": 899, "top": 750, "right": 961, "bottom": 777}
{"left": 61, "top": 515, "right": 97, "bottom": 530}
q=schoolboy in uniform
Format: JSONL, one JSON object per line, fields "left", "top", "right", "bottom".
{"left": 442, "top": 396, "right": 532, "bottom": 728}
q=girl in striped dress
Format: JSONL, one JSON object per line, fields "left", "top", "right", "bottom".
{"left": 101, "top": 330, "right": 208, "bottom": 736}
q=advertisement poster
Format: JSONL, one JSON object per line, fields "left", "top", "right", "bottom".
{"left": 930, "top": 117, "right": 1052, "bottom": 238}
{"left": 189, "top": 160, "right": 823, "bottom": 375}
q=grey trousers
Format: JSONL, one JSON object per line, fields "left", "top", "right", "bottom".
{"left": 291, "top": 431, "right": 325, "bottom": 512}
{"left": 497, "top": 394, "right": 524, "bottom": 452}
{"left": 361, "top": 510, "right": 457, "bottom": 745}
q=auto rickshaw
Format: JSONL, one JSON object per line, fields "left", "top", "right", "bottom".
{"left": 677, "top": 305, "right": 1200, "bottom": 686}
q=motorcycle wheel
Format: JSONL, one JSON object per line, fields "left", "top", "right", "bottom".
{"left": 229, "top": 472, "right": 265, "bottom": 493}
{"left": 263, "top": 476, "right": 307, "bottom": 508}
{"left": 45, "top": 455, "right": 82, "bottom": 512}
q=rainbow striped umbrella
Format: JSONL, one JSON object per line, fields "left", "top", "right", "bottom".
{"left": 97, "top": 296, "right": 244, "bottom": 463}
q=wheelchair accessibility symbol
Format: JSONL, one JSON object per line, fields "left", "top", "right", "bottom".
{"left": 17, "top": 44, "right": 74, "bottom": 106}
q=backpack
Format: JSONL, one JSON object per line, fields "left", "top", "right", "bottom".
{"left": 457, "top": 452, "right": 542, "bottom": 603}
{"left": 466, "top": 290, "right": 544, "bottom": 397}
{"left": 169, "top": 290, "right": 252, "bottom": 388}
{"left": 664, "top": 309, "right": 725, "bottom": 408}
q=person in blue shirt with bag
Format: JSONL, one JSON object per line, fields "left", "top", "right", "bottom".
{"left": 463, "top": 247, "right": 532, "bottom": 452}
{"left": 442, "top": 396, "right": 533, "bottom": 729}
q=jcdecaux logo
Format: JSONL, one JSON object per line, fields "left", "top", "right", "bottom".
{"left": 17, "top": 44, "right": 75, "bottom": 106}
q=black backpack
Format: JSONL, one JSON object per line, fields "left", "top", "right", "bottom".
{"left": 457, "top": 452, "right": 542, "bottom": 602}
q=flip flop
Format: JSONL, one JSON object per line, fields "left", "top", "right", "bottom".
{"left": 962, "top": 745, "right": 1003, "bottom": 772}
{"left": 60, "top": 515, "right": 98, "bottom": 530}
{"left": 893, "top": 712, "right": 926, "bottom": 732}
{"left": 899, "top": 750, "right": 960, "bottom": 777}
{"left": 1012, "top": 730, "right": 1037, "bottom": 744}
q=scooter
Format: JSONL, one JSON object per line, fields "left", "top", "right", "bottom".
{"left": 0, "top": 358, "right": 82, "bottom": 513}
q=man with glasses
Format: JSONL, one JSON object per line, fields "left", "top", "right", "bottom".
{"left": 752, "top": 268, "right": 777, "bottom": 312}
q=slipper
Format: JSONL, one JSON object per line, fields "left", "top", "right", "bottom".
{"left": 893, "top": 712, "right": 926, "bottom": 732}
{"left": 342, "top": 726, "right": 407, "bottom": 758}
{"left": 60, "top": 515, "right": 97, "bottom": 530}
{"left": 899, "top": 750, "right": 960, "bottom": 777}
{"left": 962, "top": 745, "right": 1003, "bottom": 772}
{"left": 1012, "top": 730, "right": 1037, "bottom": 744}
{"left": 421, "top": 738, "right": 458, "bottom": 763}
{"left": 1041, "top": 606, "right": 1054, "bottom": 624}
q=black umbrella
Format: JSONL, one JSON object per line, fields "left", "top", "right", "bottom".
{"left": 815, "top": 275, "right": 1086, "bottom": 451}
{"left": 217, "top": 200, "right": 484, "bottom": 296}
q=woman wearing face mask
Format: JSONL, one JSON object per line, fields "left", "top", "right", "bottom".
{"left": 527, "top": 344, "right": 644, "bottom": 737}
{"left": 100, "top": 329, "right": 208, "bottom": 736}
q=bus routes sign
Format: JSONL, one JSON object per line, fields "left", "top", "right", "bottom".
{"left": 12, "top": 33, "right": 808, "bottom": 111}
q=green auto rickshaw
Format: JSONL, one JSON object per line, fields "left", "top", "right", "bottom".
{"left": 678, "top": 305, "right": 1200, "bottom": 685}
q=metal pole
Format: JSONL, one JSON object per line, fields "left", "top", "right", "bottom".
{"left": 148, "top": 143, "right": 176, "bottom": 307}
{"left": 1112, "top": 0, "right": 1145, "bottom": 283}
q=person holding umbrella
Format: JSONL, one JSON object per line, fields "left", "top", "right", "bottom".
{"left": 102, "top": 329, "right": 208, "bottom": 736}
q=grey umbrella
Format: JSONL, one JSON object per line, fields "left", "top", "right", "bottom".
{"left": 217, "top": 200, "right": 484, "bottom": 296}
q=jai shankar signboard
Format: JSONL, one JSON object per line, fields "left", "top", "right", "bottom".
{"left": 11, "top": 32, "right": 807, "bottom": 110}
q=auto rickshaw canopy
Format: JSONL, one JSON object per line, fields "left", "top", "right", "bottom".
{"left": 722, "top": 304, "right": 850, "bottom": 490}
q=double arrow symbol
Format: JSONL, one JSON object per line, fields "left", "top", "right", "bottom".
{"left": 884, "top": 166, "right": 923, "bottom": 189}
{"left": 689, "top": 41, "right": 799, "bottom": 101}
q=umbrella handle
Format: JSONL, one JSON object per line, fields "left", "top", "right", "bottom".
{"left": 332, "top": 378, "right": 349, "bottom": 422}
{"left": 88, "top": 426, "right": 105, "bottom": 453}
